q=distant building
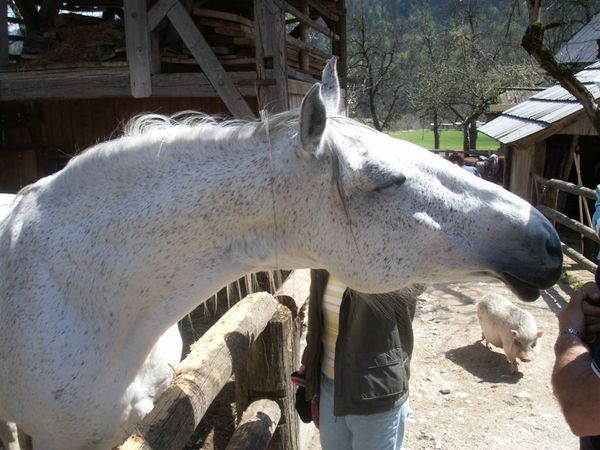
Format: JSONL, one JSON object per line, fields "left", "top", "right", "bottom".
{"left": 479, "top": 62, "right": 599, "bottom": 202}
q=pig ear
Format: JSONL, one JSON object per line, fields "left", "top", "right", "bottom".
{"left": 537, "top": 330, "right": 544, "bottom": 338}
{"left": 510, "top": 330, "right": 518, "bottom": 338}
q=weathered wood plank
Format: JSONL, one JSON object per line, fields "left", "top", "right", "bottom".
{"left": 0, "top": 70, "right": 259, "bottom": 100}
{"left": 254, "top": 0, "right": 288, "bottom": 113}
{"left": 561, "top": 242, "right": 598, "bottom": 274}
{"left": 147, "top": 0, "right": 178, "bottom": 31}
{"left": 124, "top": 0, "right": 152, "bottom": 97}
{"left": 193, "top": 8, "right": 254, "bottom": 28}
{"left": 225, "top": 399, "right": 281, "bottom": 450}
{"left": 307, "top": 0, "right": 339, "bottom": 21}
{"left": 284, "top": 1, "right": 338, "bottom": 40}
{"left": 119, "top": 292, "right": 279, "bottom": 450}
{"left": 532, "top": 173, "right": 596, "bottom": 201}
{"left": 167, "top": 1, "right": 255, "bottom": 118}
{"left": 537, "top": 205, "right": 600, "bottom": 244}
{"left": 286, "top": 35, "right": 331, "bottom": 59}
{"left": 0, "top": 0, "right": 8, "bottom": 68}
{"left": 236, "top": 303, "right": 300, "bottom": 450}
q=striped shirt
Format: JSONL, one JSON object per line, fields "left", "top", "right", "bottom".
{"left": 321, "top": 275, "right": 346, "bottom": 379}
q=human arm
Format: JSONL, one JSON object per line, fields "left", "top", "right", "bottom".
{"left": 552, "top": 282, "right": 600, "bottom": 436}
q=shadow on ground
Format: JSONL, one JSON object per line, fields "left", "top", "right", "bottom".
{"left": 445, "top": 341, "right": 523, "bottom": 384}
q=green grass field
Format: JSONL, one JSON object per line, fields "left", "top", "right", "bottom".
{"left": 389, "top": 129, "right": 499, "bottom": 151}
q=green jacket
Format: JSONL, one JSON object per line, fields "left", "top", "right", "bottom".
{"left": 304, "top": 269, "right": 420, "bottom": 416}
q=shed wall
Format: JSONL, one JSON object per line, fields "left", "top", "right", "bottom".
{"left": 1, "top": 96, "right": 259, "bottom": 192}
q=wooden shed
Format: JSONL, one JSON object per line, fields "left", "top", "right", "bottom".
{"left": 0, "top": 0, "right": 347, "bottom": 192}
{"left": 479, "top": 62, "right": 600, "bottom": 265}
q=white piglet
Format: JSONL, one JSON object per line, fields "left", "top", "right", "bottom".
{"left": 477, "top": 293, "right": 543, "bottom": 373}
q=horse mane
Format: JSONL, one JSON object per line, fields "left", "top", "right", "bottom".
{"left": 121, "top": 109, "right": 301, "bottom": 141}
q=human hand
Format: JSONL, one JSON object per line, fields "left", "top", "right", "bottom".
{"left": 559, "top": 282, "right": 600, "bottom": 336}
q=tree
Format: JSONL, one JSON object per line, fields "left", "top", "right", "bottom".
{"left": 521, "top": 0, "right": 600, "bottom": 133}
{"left": 407, "top": 5, "right": 451, "bottom": 149}
{"left": 407, "top": 0, "right": 542, "bottom": 151}
{"left": 346, "top": 1, "right": 409, "bottom": 131}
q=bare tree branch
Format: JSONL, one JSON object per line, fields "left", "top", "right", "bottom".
{"left": 522, "top": 0, "right": 600, "bottom": 133}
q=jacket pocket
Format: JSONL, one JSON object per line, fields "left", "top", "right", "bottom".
{"left": 357, "top": 347, "right": 407, "bottom": 400}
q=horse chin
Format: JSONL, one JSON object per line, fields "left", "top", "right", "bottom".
{"left": 498, "top": 272, "right": 541, "bottom": 302}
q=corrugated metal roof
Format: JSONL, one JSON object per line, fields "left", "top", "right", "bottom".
{"left": 556, "top": 12, "right": 600, "bottom": 65}
{"left": 479, "top": 62, "right": 600, "bottom": 144}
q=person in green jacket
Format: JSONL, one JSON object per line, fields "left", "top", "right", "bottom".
{"left": 298, "top": 269, "right": 422, "bottom": 450}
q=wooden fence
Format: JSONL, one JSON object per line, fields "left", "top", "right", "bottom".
{"left": 119, "top": 269, "right": 313, "bottom": 450}
{"left": 533, "top": 173, "right": 598, "bottom": 273}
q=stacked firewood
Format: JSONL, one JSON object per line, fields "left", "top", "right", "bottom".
{"left": 20, "top": 14, "right": 125, "bottom": 68}
{"left": 161, "top": 8, "right": 256, "bottom": 71}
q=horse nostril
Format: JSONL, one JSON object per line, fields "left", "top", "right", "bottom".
{"left": 545, "top": 236, "right": 562, "bottom": 260}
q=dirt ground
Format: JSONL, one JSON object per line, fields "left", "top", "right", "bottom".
{"left": 305, "top": 259, "right": 593, "bottom": 450}
{"left": 403, "top": 279, "right": 579, "bottom": 450}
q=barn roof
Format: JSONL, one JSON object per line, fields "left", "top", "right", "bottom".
{"left": 478, "top": 62, "right": 600, "bottom": 144}
{"left": 555, "top": 12, "right": 600, "bottom": 66}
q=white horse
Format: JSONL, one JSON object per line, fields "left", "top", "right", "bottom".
{"left": 0, "top": 59, "right": 561, "bottom": 449}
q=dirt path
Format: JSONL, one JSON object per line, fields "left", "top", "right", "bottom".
{"left": 403, "top": 279, "right": 578, "bottom": 450}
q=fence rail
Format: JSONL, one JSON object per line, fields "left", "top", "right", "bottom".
{"left": 533, "top": 173, "right": 598, "bottom": 274}
{"left": 119, "top": 269, "right": 312, "bottom": 450}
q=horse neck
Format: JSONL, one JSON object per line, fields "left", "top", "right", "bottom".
{"left": 46, "top": 126, "right": 288, "bottom": 348}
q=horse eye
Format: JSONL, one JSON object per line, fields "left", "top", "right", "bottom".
{"left": 373, "top": 174, "right": 406, "bottom": 193}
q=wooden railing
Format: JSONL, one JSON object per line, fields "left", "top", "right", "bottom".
{"left": 533, "top": 173, "right": 598, "bottom": 273}
{"left": 119, "top": 269, "right": 312, "bottom": 450}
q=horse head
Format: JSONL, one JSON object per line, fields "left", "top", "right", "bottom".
{"left": 274, "top": 58, "right": 561, "bottom": 301}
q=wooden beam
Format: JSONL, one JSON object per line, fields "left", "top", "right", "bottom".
{"left": 147, "top": 0, "right": 178, "bottom": 31}
{"left": 0, "top": 0, "right": 8, "bottom": 68}
{"left": 0, "top": 70, "right": 260, "bottom": 100}
{"left": 286, "top": 34, "right": 331, "bottom": 59}
{"left": 537, "top": 205, "right": 600, "bottom": 244}
{"left": 119, "top": 292, "right": 279, "bottom": 450}
{"left": 254, "top": 0, "right": 288, "bottom": 113}
{"left": 167, "top": 1, "right": 255, "bottom": 118}
{"left": 225, "top": 399, "right": 281, "bottom": 450}
{"left": 235, "top": 304, "right": 300, "bottom": 450}
{"left": 307, "top": 0, "right": 339, "bottom": 21}
{"left": 561, "top": 242, "right": 597, "bottom": 274}
{"left": 124, "top": 0, "right": 152, "bottom": 97}
{"left": 283, "top": 1, "right": 338, "bottom": 40}
{"left": 531, "top": 173, "right": 596, "bottom": 200}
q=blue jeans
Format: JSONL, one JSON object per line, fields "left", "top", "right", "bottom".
{"left": 318, "top": 375, "right": 410, "bottom": 450}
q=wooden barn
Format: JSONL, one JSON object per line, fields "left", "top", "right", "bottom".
{"left": 0, "top": 0, "right": 347, "bottom": 192}
{"left": 479, "top": 62, "right": 600, "bottom": 269}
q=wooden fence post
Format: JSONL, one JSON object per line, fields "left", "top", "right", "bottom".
{"left": 0, "top": 0, "right": 8, "bottom": 69}
{"left": 235, "top": 269, "right": 312, "bottom": 450}
{"left": 119, "top": 292, "right": 279, "bottom": 450}
{"left": 235, "top": 304, "right": 300, "bottom": 450}
{"left": 226, "top": 399, "right": 281, "bottom": 450}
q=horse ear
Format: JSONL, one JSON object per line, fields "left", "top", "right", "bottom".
{"left": 299, "top": 83, "right": 327, "bottom": 157}
{"left": 321, "top": 57, "right": 341, "bottom": 115}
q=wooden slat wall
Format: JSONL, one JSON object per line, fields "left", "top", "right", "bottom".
{"left": 0, "top": 96, "right": 258, "bottom": 192}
